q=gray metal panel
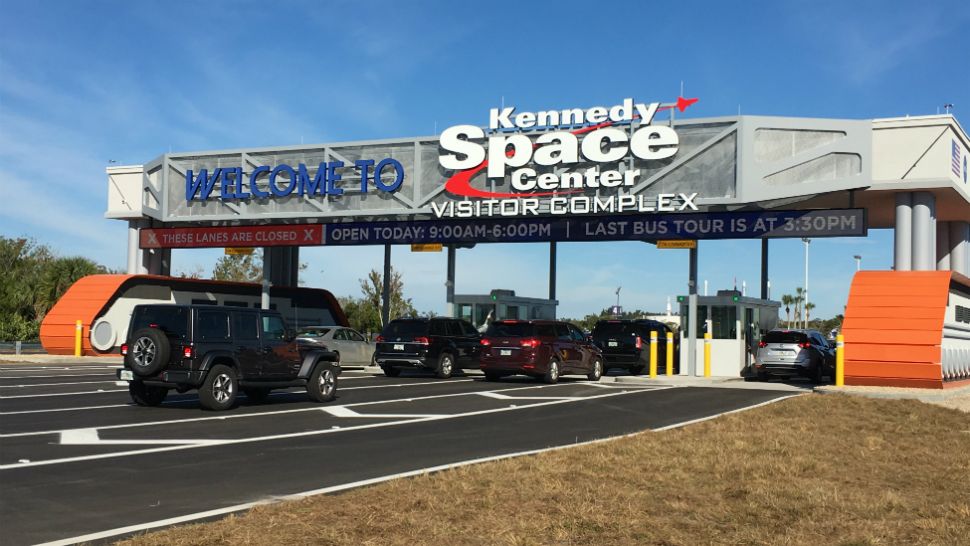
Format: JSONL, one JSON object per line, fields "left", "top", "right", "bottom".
{"left": 140, "top": 115, "right": 873, "bottom": 224}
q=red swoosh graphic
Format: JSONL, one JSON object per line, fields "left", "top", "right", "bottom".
{"left": 444, "top": 97, "right": 698, "bottom": 199}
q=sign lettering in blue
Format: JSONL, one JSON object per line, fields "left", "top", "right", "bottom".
{"left": 322, "top": 209, "right": 867, "bottom": 246}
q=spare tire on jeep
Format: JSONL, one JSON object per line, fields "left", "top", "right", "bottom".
{"left": 126, "top": 328, "right": 170, "bottom": 377}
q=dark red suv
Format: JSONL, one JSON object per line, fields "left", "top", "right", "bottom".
{"left": 479, "top": 320, "right": 604, "bottom": 383}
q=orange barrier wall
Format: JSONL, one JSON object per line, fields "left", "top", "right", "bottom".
{"left": 842, "top": 271, "right": 952, "bottom": 388}
{"left": 40, "top": 275, "right": 350, "bottom": 356}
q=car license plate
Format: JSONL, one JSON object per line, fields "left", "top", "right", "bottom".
{"left": 393, "top": 344, "right": 404, "bottom": 351}
{"left": 608, "top": 341, "right": 618, "bottom": 347}
{"left": 119, "top": 369, "right": 133, "bottom": 381}
{"left": 500, "top": 349, "right": 512, "bottom": 356}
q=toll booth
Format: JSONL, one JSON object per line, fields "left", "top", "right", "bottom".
{"left": 678, "top": 290, "right": 780, "bottom": 377}
{"left": 454, "top": 289, "right": 557, "bottom": 329}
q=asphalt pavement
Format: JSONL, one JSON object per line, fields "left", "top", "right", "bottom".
{"left": 0, "top": 360, "right": 800, "bottom": 545}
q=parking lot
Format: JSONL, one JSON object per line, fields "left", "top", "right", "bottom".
{"left": 1, "top": 360, "right": 797, "bottom": 545}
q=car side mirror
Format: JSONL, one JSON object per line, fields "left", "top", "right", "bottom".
{"left": 286, "top": 329, "right": 297, "bottom": 341}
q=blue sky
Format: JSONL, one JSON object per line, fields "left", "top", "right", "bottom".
{"left": 1, "top": 0, "right": 967, "bottom": 320}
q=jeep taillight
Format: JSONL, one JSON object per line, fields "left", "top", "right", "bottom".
{"left": 520, "top": 338, "right": 540, "bottom": 349}
{"left": 183, "top": 346, "right": 194, "bottom": 358}
{"left": 635, "top": 336, "right": 643, "bottom": 350}
{"left": 376, "top": 335, "right": 384, "bottom": 342}
{"left": 413, "top": 336, "right": 430, "bottom": 344}
{"left": 120, "top": 344, "right": 128, "bottom": 355}
{"left": 480, "top": 339, "right": 491, "bottom": 347}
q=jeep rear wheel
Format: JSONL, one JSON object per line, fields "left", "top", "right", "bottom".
{"left": 382, "top": 366, "right": 401, "bottom": 377}
{"left": 436, "top": 353, "right": 455, "bottom": 379}
{"left": 307, "top": 363, "right": 338, "bottom": 402}
{"left": 199, "top": 364, "right": 237, "bottom": 411}
{"left": 126, "top": 328, "right": 170, "bottom": 377}
{"left": 129, "top": 381, "right": 168, "bottom": 406}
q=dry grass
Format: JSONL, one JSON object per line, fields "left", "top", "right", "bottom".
{"left": 116, "top": 395, "right": 970, "bottom": 546}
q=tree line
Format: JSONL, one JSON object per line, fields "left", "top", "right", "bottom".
{"left": 0, "top": 237, "right": 114, "bottom": 341}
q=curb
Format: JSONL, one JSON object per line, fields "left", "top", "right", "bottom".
{"left": 814, "top": 384, "right": 970, "bottom": 402}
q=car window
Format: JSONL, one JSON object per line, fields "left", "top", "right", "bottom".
{"left": 485, "top": 322, "right": 536, "bottom": 337}
{"left": 764, "top": 331, "right": 807, "bottom": 344}
{"left": 131, "top": 306, "right": 189, "bottom": 339}
{"left": 348, "top": 330, "right": 365, "bottom": 342}
{"left": 555, "top": 323, "right": 571, "bottom": 340}
{"left": 198, "top": 310, "right": 230, "bottom": 341}
{"left": 567, "top": 324, "right": 586, "bottom": 341}
{"left": 429, "top": 320, "right": 447, "bottom": 336}
{"left": 460, "top": 320, "right": 479, "bottom": 336}
{"left": 382, "top": 320, "right": 429, "bottom": 337}
{"left": 333, "top": 329, "right": 347, "bottom": 341}
{"left": 298, "top": 328, "right": 331, "bottom": 338}
{"left": 592, "top": 322, "right": 634, "bottom": 338}
{"left": 232, "top": 312, "right": 259, "bottom": 341}
{"left": 446, "top": 321, "right": 462, "bottom": 336}
{"left": 261, "top": 315, "right": 287, "bottom": 341}
{"left": 535, "top": 323, "right": 556, "bottom": 337}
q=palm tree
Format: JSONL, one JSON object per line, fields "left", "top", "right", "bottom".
{"left": 794, "top": 287, "right": 806, "bottom": 328}
{"left": 805, "top": 302, "right": 816, "bottom": 328}
{"left": 781, "top": 294, "right": 795, "bottom": 328}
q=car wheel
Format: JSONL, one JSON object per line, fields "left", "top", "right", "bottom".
{"left": 543, "top": 359, "right": 560, "bottom": 384}
{"left": 813, "top": 361, "right": 825, "bottom": 384}
{"left": 629, "top": 365, "right": 645, "bottom": 376}
{"left": 243, "top": 388, "right": 271, "bottom": 403}
{"left": 129, "top": 381, "right": 168, "bottom": 406}
{"left": 382, "top": 366, "right": 401, "bottom": 377}
{"left": 484, "top": 371, "right": 504, "bottom": 382}
{"left": 126, "top": 328, "right": 170, "bottom": 377}
{"left": 436, "top": 353, "right": 455, "bottom": 379}
{"left": 198, "top": 364, "right": 237, "bottom": 411}
{"left": 587, "top": 358, "right": 603, "bottom": 382}
{"left": 307, "top": 363, "right": 338, "bottom": 402}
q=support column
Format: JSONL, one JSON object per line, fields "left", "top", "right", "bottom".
{"left": 260, "top": 249, "right": 272, "bottom": 310}
{"left": 549, "top": 242, "right": 557, "bottom": 307}
{"left": 160, "top": 249, "right": 171, "bottom": 277}
{"left": 894, "top": 193, "right": 912, "bottom": 271}
{"left": 760, "top": 238, "right": 768, "bottom": 300}
{"left": 912, "top": 192, "right": 936, "bottom": 271}
{"left": 381, "top": 244, "right": 391, "bottom": 328}
{"left": 446, "top": 245, "right": 456, "bottom": 318}
{"left": 265, "top": 247, "right": 299, "bottom": 287}
{"left": 687, "top": 244, "right": 698, "bottom": 377}
{"left": 950, "top": 221, "right": 970, "bottom": 276}
{"left": 937, "top": 221, "right": 951, "bottom": 270}
{"left": 127, "top": 220, "right": 141, "bottom": 274}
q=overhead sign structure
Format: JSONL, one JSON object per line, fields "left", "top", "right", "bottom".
{"left": 658, "top": 240, "right": 697, "bottom": 249}
{"left": 224, "top": 247, "right": 254, "bottom": 255}
{"left": 140, "top": 209, "right": 866, "bottom": 249}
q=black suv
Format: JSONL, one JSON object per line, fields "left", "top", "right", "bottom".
{"left": 374, "top": 317, "right": 481, "bottom": 378}
{"left": 117, "top": 304, "right": 340, "bottom": 410}
{"left": 591, "top": 319, "right": 680, "bottom": 375}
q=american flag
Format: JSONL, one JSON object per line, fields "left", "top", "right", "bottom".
{"left": 953, "top": 139, "right": 963, "bottom": 178}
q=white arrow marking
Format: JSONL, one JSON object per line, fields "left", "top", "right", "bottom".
{"left": 321, "top": 406, "right": 441, "bottom": 419}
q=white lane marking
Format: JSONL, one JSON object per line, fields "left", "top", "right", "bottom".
{"left": 31, "top": 419, "right": 670, "bottom": 546}
{"left": 0, "top": 379, "right": 474, "bottom": 416}
{"left": 651, "top": 393, "right": 805, "bottom": 431}
{"left": 0, "top": 380, "right": 124, "bottom": 388}
{"left": 321, "top": 406, "right": 441, "bottom": 419}
{"left": 0, "top": 373, "right": 119, "bottom": 380}
{"left": 0, "top": 390, "right": 129, "bottom": 399}
{"left": 0, "top": 380, "right": 573, "bottom": 438}
{"left": 0, "top": 366, "right": 121, "bottom": 372}
{"left": 477, "top": 391, "right": 581, "bottom": 401}
{"left": 60, "top": 428, "right": 226, "bottom": 446}
{"left": 0, "top": 387, "right": 652, "bottom": 469}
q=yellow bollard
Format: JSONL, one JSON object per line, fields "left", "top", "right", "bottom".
{"left": 703, "top": 332, "right": 712, "bottom": 378}
{"left": 665, "top": 331, "right": 674, "bottom": 376}
{"left": 74, "top": 320, "right": 83, "bottom": 357}
{"left": 649, "top": 331, "right": 658, "bottom": 378}
{"left": 835, "top": 334, "right": 845, "bottom": 387}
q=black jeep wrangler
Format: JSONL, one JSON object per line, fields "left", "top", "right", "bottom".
{"left": 117, "top": 304, "right": 340, "bottom": 411}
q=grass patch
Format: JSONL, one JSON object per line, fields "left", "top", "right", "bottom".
{"left": 116, "top": 395, "right": 970, "bottom": 545}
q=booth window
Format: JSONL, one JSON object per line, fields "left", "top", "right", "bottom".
{"left": 710, "top": 306, "right": 737, "bottom": 339}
